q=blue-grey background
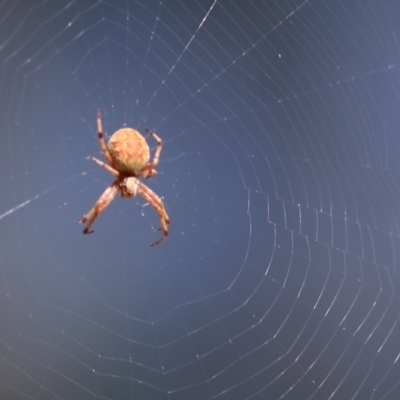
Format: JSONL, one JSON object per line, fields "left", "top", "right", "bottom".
{"left": 1, "top": 1, "right": 400, "bottom": 399}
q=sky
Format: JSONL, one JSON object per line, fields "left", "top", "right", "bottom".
{"left": 1, "top": 1, "right": 400, "bottom": 399}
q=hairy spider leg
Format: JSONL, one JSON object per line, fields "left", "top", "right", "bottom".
{"left": 87, "top": 155, "right": 170, "bottom": 245}
{"left": 89, "top": 156, "right": 119, "bottom": 177}
{"left": 138, "top": 181, "right": 170, "bottom": 246}
{"left": 97, "top": 110, "right": 113, "bottom": 165}
{"left": 79, "top": 182, "right": 119, "bottom": 234}
{"left": 137, "top": 129, "right": 163, "bottom": 178}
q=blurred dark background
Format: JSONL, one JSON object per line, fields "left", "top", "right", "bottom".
{"left": 1, "top": 1, "right": 400, "bottom": 399}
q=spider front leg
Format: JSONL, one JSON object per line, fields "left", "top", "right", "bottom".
{"left": 79, "top": 181, "right": 118, "bottom": 234}
{"left": 138, "top": 182, "right": 170, "bottom": 246}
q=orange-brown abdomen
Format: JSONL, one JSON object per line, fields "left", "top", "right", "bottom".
{"left": 108, "top": 128, "right": 150, "bottom": 175}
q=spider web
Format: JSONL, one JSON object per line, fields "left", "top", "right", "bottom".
{"left": 1, "top": 0, "right": 400, "bottom": 399}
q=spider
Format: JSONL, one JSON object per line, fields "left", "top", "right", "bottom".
{"left": 79, "top": 110, "right": 170, "bottom": 246}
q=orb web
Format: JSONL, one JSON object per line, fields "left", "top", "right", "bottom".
{"left": 1, "top": 1, "right": 400, "bottom": 399}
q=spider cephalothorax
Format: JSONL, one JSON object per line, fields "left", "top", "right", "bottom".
{"left": 79, "top": 110, "right": 170, "bottom": 246}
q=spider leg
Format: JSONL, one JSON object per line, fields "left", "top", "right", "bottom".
{"left": 79, "top": 181, "right": 119, "bottom": 234}
{"left": 137, "top": 129, "right": 163, "bottom": 178}
{"left": 138, "top": 182, "right": 170, "bottom": 246}
{"left": 89, "top": 156, "right": 119, "bottom": 177}
{"left": 97, "top": 109, "right": 113, "bottom": 165}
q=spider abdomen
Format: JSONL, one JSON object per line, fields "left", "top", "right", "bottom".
{"left": 108, "top": 128, "right": 150, "bottom": 175}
